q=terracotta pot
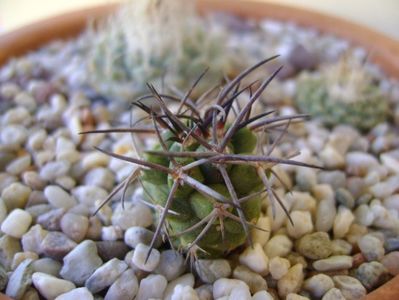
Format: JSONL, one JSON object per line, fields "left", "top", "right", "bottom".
{"left": 0, "top": 1, "right": 398, "bottom": 299}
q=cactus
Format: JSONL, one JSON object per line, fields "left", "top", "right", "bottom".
{"left": 83, "top": 57, "right": 318, "bottom": 259}
{"left": 86, "top": 0, "right": 231, "bottom": 101}
{"left": 295, "top": 56, "right": 389, "bottom": 131}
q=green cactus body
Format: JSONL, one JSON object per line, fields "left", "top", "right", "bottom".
{"left": 295, "top": 58, "right": 389, "bottom": 131}
{"left": 141, "top": 126, "right": 263, "bottom": 257}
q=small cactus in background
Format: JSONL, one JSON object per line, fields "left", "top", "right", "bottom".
{"left": 86, "top": 0, "right": 231, "bottom": 101}
{"left": 295, "top": 56, "right": 389, "bottom": 131}
{"left": 83, "top": 57, "right": 318, "bottom": 259}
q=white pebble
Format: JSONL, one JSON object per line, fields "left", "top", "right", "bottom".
{"left": 72, "top": 186, "right": 108, "bottom": 207}
{"left": 239, "top": 243, "right": 269, "bottom": 275}
{"left": 251, "top": 216, "right": 271, "bottom": 246}
{"left": 81, "top": 152, "right": 110, "bottom": 171}
{"left": 1, "top": 208, "right": 32, "bottom": 238}
{"left": 32, "top": 272, "right": 75, "bottom": 300}
{"left": 320, "top": 146, "right": 345, "bottom": 169}
{"left": 27, "top": 129, "right": 47, "bottom": 151}
{"left": 354, "top": 204, "right": 375, "bottom": 226}
{"left": 164, "top": 274, "right": 195, "bottom": 300}
{"left": 313, "top": 256, "right": 353, "bottom": 271}
{"left": 358, "top": 234, "right": 385, "bottom": 261}
{"left": 269, "top": 256, "right": 291, "bottom": 280}
{"left": 286, "top": 211, "right": 313, "bottom": 239}
{"left": 277, "top": 264, "right": 304, "bottom": 298}
{"left": 1, "top": 125, "right": 28, "bottom": 148}
{"left": 101, "top": 226, "right": 123, "bottom": 241}
{"left": 136, "top": 274, "right": 167, "bottom": 300}
{"left": 171, "top": 285, "right": 199, "bottom": 300}
{"left": 55, "top": 287, "right": 93, "bottom": 300}
{"left": 303, "top": 274, "right": 334, "bottom": 298}
{"left": 6, "top": 154, "right": 31, "bottom": 175}
{"left": 132, "top": 243, "right": 160, "bottom": 272}
{"left": 44, "top": 185, "right": 77, "bottom": 209}
{"left": 252, "top": 290, "right": 274, "bottom": 300}
{"left": 264, "top": 235, "right": 293, "bottom": 259}
{"left": 333, "top": 206, "right": 355, "bottom": 239}
{"left": 213, "top": 278, "right": 251, "bottom": 299}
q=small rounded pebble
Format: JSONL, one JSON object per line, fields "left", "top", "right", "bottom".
{"left": 39, "top": 160, "right": 71, "bottom": 181}
{"left": 233, "top": 265, "right": 267, "bottom": 293}
{"left": 381, "top": 252, "right": 399, "bottom": 275}
{"left": 335, "top": 188, "right": 355, "bottom": 209}
{"left": 1, "top": 182, "right": 31, "bottom": 210}
{"left": 21, "top": 224, "right": 48, "bottom": 253}
{"left": 5, "top": 259, "right": 33, "bottom": 300}
{"left": 55, "top": 287, "right": 94, "bottom": 300}
{"left": 170, "top": 284, "right": 199, "bottom": 300}
{"left": 155, "top": 250, "right": 185, "bottom": 281}
{"left": 333, "top": 206, "right": 355, "bottom": 239}
{"left": 286, "top": 211, "right": 313, "bottom": 239}
{"left": 333, "top": 275, "right": 367, "bottom": 300}
{"left": 213, "top": 278, "right": 251, "bottom": 299}
{"left": 1, "top": 209, "right": 32, "bottom": 238}
{"left": 32, "top": 272, "right": 76, "bottom": 300}
{"left": 358, "top": 234, "right": 385, "bottom": 261}
{"left": 252, "top": 290, "right": 274, "bottom": 300}
{"left": 264, "top": 235, "right": 293, "bottom": 258}
{"left": 105, "top": 269, "right": 138, "bottom": 300}
{"left": 136, "top": 274, "right": 167, "bottom": 300}
{"left": 124, "top": 226, "right": 160, "bottom": 248}
{"left": 85, "top": 258, "right": 127, "bottom": 293}
{"left": 322, "top": 288, "right": 346, "bottom": 300}
{"left": 313, "top": 256, "right": 353, "bottom": 272}
{"left": 96, "top": 241, "right": 129, "bottom": 261}
{"left": 132, "top": 243, "right": 161, "bottom": 272}
{"left": 303, "top": 274, "right": 334, "bottom": 298}
{"left": 330, "top": 239, "right": 352, "bottom": 256}
{"left": 355, "top": 261, "right": 390, "bottom": 291}
{"left": 44, "top": 186, "right": 77, "bottom": 210}
{"left": 269, "top": 256, "right": 291, "bottom": 280}
{"left": 195, "top": 259, "right": 231, "bottom": 284}
{"left": 60, "top": 213, "right": 89, "bottom": 242}
{"left": 164, "top": 273, "right": 195, "bottom": 300}
{"left": 251, "top": 216, "right": 271, "bottom": 246}
{"left": 32, "top": 258, "right": 62, "bottom": 277}
{"left": 296, "top": 232, "right": 332, "bottom": 260}
{"left": 239, "top": 243, "right": 269, "bottom": 275}
{"left": 277, "top": 264, "right": 304, "bottom": 298}
{"left": 60, "top": 240, "right": 103, "bottom": 285}
{"left": 40, "top": 232, "right": 77, "bottom": 260}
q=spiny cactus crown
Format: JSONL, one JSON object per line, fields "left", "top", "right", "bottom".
{"left": 82, "top": 57, "right": 318, "bottom": 260}
{"left": 86, "top": 0, "right": 231, "bottom": 100}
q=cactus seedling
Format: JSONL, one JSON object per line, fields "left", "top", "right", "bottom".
{"left": 83, "top": 57, "right": 319, "bottom": 259}
{"left": 86, "top": 0, "right": 231, "bottom": 101}
{"left": 295, "top": 56, "right": 389, "bottom": 131}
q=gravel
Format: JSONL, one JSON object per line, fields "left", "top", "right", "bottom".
{"left": 1, "top": 8, "right": 399, "bottom": 299}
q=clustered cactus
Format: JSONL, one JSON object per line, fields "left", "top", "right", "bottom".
{"left": 83, "top": 57, "right": 317, "bottom": 259}
{"left": 295, "top": 56, "right": 389, "bottom": 131}
{"left": 86, "top": 0, "right": 231, "bottom": 101}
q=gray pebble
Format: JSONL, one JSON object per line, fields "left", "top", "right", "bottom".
{"left": 96, "top": 241, "right": 129, "bottom": 261}
{"left": 37, "top": 208, "right": 66, "bottom": 231}
{"left": 0, "top": 151, "right": 16, "bottom": 171}
{"left": 296, "top": 232, "right": 332, "bottom": 260}
{"left": 333, "top": 275, "right": 366, "bottom": 300}
{"left": 25, "top": 204, "right": 52, "bottom": 221}
{"left": 233, "top": 265, "right": 267, "bottom": 294}
{"left": 288, "top": 44, "right": 318, "bottom": 71}
{"left": 195, "top": 259, "right": 231, "bottom": 284}
{"left": 335, "top": 188, "right": 355, "bottom": 209}
{"left": 5, "top": 259, "right": 33, "bottom": 300}
{"left": 295, "top": 168, "right": 317, "bottom": 191}
{"left": 321, "top": 288, "right": 345, "bottom": 300}
{"left": 317, "top": 171, "right": 346, "bottom": 189}
{"left": 40, "top": 232, "right": 77, "bottom": 260}
{"left": 60, "top": 240, "right": 103, "bottom": 285}
{"left": 85, "top": 258, "right": 127, "bottom": 293}
{"left": 355, "top": 261, "right": 390, "bottom": 290}
{"left": 0, "top": 125, "right": 28, "bottom": 149}
{"left": 44, "top": 185, "right": 76, "bottom": 209}
{"left": 105, "top": 269, "right": 138, "bottom": 300}
{"left": 26, "top": 190, "right": 47, "bottom": 207}
{"left": 154, "top": 250, "right": 185, "bottom": 281}
{"left": 0, "top": 235, "right": 21, "bottom": 270}
{"left": 358, "top": 234, "right": 385, "bottom": 261}
{"left": 21, "top": 224, "right": 48, "bottom": 253}
{"left": 32, "top": 258, "right": 62, "bottom": 277}
{"left": 0, "top": 264, "right": 8, "bottom": 290}
{"left": 384, "top": 237, "right": 399, "bottom": 252}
